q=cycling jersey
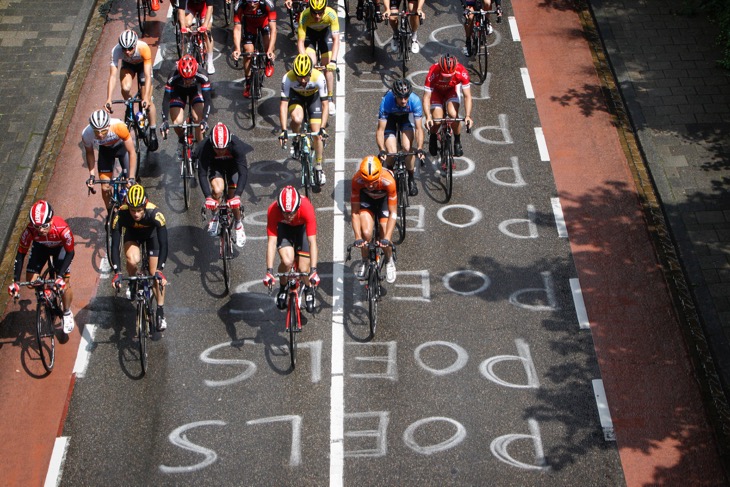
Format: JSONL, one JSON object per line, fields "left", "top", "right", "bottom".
{"left": 161, "top": 71, "right": 212, "bottom": 120}
{"left": 110, "top": 202, "right": 169, "bottom": 272}
{"left": 424, "top": 63, "right": 471, "bottom": 93}
{"left": 280, "top": 69, "right": 328, "bottom": 99}
{"left": 351, "top": 170, "right": 397, "bottom": 205}
{"left": 110, "top": 40, "right": 152, "bottom": 68}
{"left": 297, "top": 6, "right": 340, "bottom": 37}
{"left": 266, "top": 197, "right": 317, "bottom": 237}
{"left": 13, "top": 216, "right": 75, "bottom": 281}
{"left": 81, "top": 120, "right": 131, "bottom": 150}
{"left": 378, "top": 91, "right": 424, "bottom": 121}
{"left": 196, "top": 135, "right": 249, "bottom": 198}
{"left": 235, "top": 0, "right": 276, "bottom": 32}
{"left": 181, "top": 0, "right": 212, "bottom": 15}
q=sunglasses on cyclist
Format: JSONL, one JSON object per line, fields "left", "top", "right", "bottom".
{"left": 312, "top": 8, "right": 325, "bottom": 15}
{"left": 32, "top": 222, "right": 51, "bottom": 230}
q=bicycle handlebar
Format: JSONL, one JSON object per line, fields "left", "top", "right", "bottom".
{"left": 86, "top": 177, "right": 130, "bottom": 195}
{"left": 430, "top": 117, "right": 473, "bottom": 134}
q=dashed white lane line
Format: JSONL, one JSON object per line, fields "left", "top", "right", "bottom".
{"left": 550, "top": 197, "right": 568, "bottom": 238}
{"left": 534, "top": 127, "right": 550, "bottom": 161}
{"left": 73, "top": 324, "right": 97, "bottom": 378}
{"left": 592, "top": 379, "right": 616, "bottom": 441}
{"left": 509, "top": 16, "right": 520, "bottom": 42}
{"left": 520, "top": 67, "right": 534, "bottom": 99}
{"left": 569, "top": 278, "right": 590, "bottom": 330}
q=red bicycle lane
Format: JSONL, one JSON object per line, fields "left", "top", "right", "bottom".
{"left": 512, "top": 0, "right": 725, "bottom": 485}
{"left": 0, "top": 6, "right": 165, "bottom": 485}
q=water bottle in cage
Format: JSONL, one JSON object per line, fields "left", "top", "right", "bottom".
{"left": 136, "top": 111, "right": 146, "bottom": 129}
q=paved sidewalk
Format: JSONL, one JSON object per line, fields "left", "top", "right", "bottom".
{"left": 590, "top": 0, "right": 730, "bottom": 443}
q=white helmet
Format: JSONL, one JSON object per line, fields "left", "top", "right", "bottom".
{"left": 118, "top": 29, "right": 138, "bottom": 50}
{"left": 89, "top": 109, "right": 110, "bottom": 130}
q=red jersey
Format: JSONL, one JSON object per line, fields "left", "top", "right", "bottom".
{"left": 18, "top": 216, "right": 75, "bottom": 255}
{"left": 424, "top": 63, "right": 471, "bottom": 93}
{"left": 266, "top": 196, "right": 317, "bottom": 237}
{"left": 235, "top": 0, "right": 276, "bottom": 32}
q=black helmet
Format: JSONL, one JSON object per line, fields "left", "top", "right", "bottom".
{"left": 392, "top": 78, "right": 412, "bottom": 98}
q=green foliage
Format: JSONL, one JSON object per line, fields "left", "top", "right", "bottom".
{"left": 694, "top": 0, "right": 730, "bottom": 69}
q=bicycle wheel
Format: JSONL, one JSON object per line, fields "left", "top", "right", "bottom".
{"left": 400, "top": 35, "right": 409, "bottom": 76}
{"left": 476, "top": 31, "right": 488, "bottom": 84}
{"left": 183, "top": 148, "right": 192, "bottom": 209}
{"left": 366, "top": 4, "right": 376, "bottom": 56}
{"left": 367, "top": 266, "right": 378, "bottom": 337}
{"left": 396, "top": 173, "right": 408, "bottom": 243}
{"left": 36, "top": 299, "right": 56, "bottom": 372}
{"left": 301, "top": 152, "right": 312, "bottom": 198}
{"left": 221, "top": 227, "right": 231, "bottom": 294}
{"left": 137, "top": 0, "right": 148, "bottom": 35}
{"left": 444, "top": 135, "right": 454, "bottom": 202}
{"left": 224, "top": 0, "right": 233, "bottom": 26}
{"left": 288, "top": 293, "right": 298, "bottom": 369}
{"left": 137, "top": 299, "right": 149, "bottom": 376}
{"left": 176, "top": 23, "right": 184, "bottom": 57}
{"left": 250, "top": 67, "right": 260, "bottom": 127}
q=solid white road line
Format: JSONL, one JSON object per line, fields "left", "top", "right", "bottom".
{"left": 508, "top": 16, "right": 520, "bottom": 42}
{"left": 44, "top": 436, "right": 69, "bottom": 487}
{"left": 73, "top": 324, "right": 97, "bottom": 378}
{"left": 592, "top": 379, "right": 616, "bottom": 441}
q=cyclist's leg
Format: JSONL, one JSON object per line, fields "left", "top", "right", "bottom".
{"left": 124, "top": 239, "right": 142, "bottom": 277}
{"left": 119, "top": 66, "right": 136, "bottom": 100}
{"left": 51, "top": 248, "right": 74, "bottom": 311}
{"left": 383, "top": 118, "right": 399, "bottom": 168}
{"left": 209, "top": 173, "right": 226, "bottom": 202}
{"left": 170, "top": 101, "right": 186, "bottom": 143}
{"left": 98, "top": 147, "right": 117, "bottom": 209}
{"left": 308, "top": 96, "right": 324, "bottom": 168}
{"left": 357, "top": 206, "right": 376, "bottom": 261}
{"left": 377, "top": 201, "right": 394, "bottom": 262}
{"left": 147, "top": 244, "right": 164, "bottom": 306}
{"left": 400, "top": 123, "right": 416, "bottom": 172}
{"left": 226, "top": 170, "right": 244, "bottom": 223}
{"left": 190, "top": 100, "right": 205, "bottom": 142}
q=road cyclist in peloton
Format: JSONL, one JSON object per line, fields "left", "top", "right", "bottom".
{"left": 104, "top": 29, "right": 159, "bottom": 152}
{"left": 231, "top": 0, "right": 277, "bottom": 99}
{"left": 8, "top": 201, "right": 77, "bottom": 334}
{"left": 375, "top": 77, "right": 425, "bottom": 197}
{"left": 296, "top": 0, "right": 340, "bottom": 116}
{"left": 278, "top": 53, "right": 329, "bottom": 186}
{"left": 423, "top": 53, "right": 474, "bottom": 163}
{"left": 351, "top": 156, "right": 397, "bottom": 283}
{"left": 83, "top": 109, "right": 138, "bottom": 212}
{"left": 110, "top": 185, "right": 170, "bottom": 331}
{"left": 198, "top": 122, "right": 249, "bottom": 248}
{"left": 383, "top": 0, "right": 425, "bottom": 53}
{"left": 462, "top": 0, "right": 501, "bottom": 56}
{"left": 159, "top": 54, "right": 212, "bottom": 146}
{"left": 178, "top": 0, "right": 216, "bottom": 73}
{"left": 263, "top": 186, "right": 321, "bottom": 313}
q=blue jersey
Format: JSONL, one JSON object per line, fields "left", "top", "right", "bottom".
{"left": 378, "top": 91, "right": 424, "bottom": 121}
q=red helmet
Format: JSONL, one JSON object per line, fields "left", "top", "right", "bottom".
{"left": 29, "top": 200, "right": 53, "bottom": 227}
{"left": 277, "top": 186, "right": 301, "bottom": 214}
{"left": 438, "top": 54, "right": 457, "bottom": 75}
{"left": 178, "top": 54, "right": 198, "bottom": 79}
{"left": 211, "top": 123, "right": 231, "bottom": 149}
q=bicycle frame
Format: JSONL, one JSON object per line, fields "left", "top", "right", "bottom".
{"left": 87, "top": 176, "right": 130, "bottom": 268}
{"left": 121, "top": 274, "right": 158, "bottom": 376}
{"left": 17, "top": 272, "right": 63, "bottom": 373}
{"left": 271, "top": 267, "right": 309, "bottom": 369}
{"left": 168, "top": 116, "right": 201, "bottom": 210}
{"left": 385, "top": 150, "right": 416, "bottom": 243}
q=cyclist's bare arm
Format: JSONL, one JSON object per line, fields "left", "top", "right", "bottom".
{"left": 307, "top": 234, "right": 318, "bottom": 270}
{"left": 106, "top": 64, "right": 119, "bottom": 111}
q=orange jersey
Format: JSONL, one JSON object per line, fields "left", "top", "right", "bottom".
{"left": 110, "top": 40, "right": 153, "bottom": 67}
{"left": 351, "top": 170, "right": 397, "bottom": 207}
{"left": 81, "top": 120, "right": 131, "bottom": 149}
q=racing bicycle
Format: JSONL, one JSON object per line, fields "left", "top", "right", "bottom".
{"left": 388, "top": 9, "right": 422, "bottom": 76}
{"left": 118, "top": 273, "right": 160, "bottom": 376}
{"left": 287, "top": 0, "right": 309, "bottom": 34}
{"left": 384, "top": 150, "right": 417, "bottom": 244}
{"left": 87, "top": 176, "right": 130, "bottom": 269}
{"left": 137, "top": 0, "right": 153, "bottom": 35}
{"left": 202, "top": 199, "right": 236, "bottom": 295}
{"left": 268, "top": 265, "right": 311, "bottom": 369}
{"left": 347, "top": 231, "right": 396, "bottom": 338}
{"left": 234, "top": 31, "right": 270, "bottom": 127}
{"left": 432, "top": 117, "right": 471, "bottom": 202}
{"left": 362, "top": 0, "right": 381, "bottom": 56}
{"left": 15, "top": 265, "right": 66, "bottom": 373}
{"left": 281, "top": 122, "right": 325, "bottom": 198}
{"left": 109, "top": 96, "right": 150, "bottom": 179}
{"left": 466, "top": 5, "right": 502, "bottom": 84}
{"left": 167, "top": 117, "right": 201, "bottom": 210}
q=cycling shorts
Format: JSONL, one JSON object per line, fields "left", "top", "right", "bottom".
{"left": 98, "top": 143, "right": 131, "bottom": 176}
{"left": 209, "top": 166, "right": 240, "bottom": 193}
{"left": 358, "top": 191, "right": 391, "bottom": 220}
{"left": 170, "top": 91, "right": 206, "bottom": 109}
{"left": 384, "top": 114, "right": 416, "bottom": 137}
{"left": 26, "top": 244, "right": 71, "bottom": 279}
{"left": 428, "top": 89, "right": 460, "bottom": 108}
{"left": 123, "top": 227, "right": 161, "bottom": 257}
{"left": 276, "top": 223, "right": 311, "bottom": 258}
{"left": 288, "top": 92, "right": 323, "bottom": 126}
{"left": 120, "top": 61, "right": 147, "bottom": 85}
{"left": 303, "top": 29, "right": 334, "bottom": 57}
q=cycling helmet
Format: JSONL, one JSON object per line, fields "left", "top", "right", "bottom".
{"left": 309, "top": 0, "right": 327, "bottom": 11}
{"left": 211, "top": 123, "right": 231, "bottom": 149}
{"left": 292, "top": 54, "right": 313, "bottom": 77}
{"left": 89, "top": 109, "right": 110, "bottom": 130}
{"left": 126, "top": 184, "right": 148, "bottom": 208}
{"left": 392, "top": 78, "right": 412, "bottom": 98}
{"left": 178, "top": 54, "right": 198, "bottom": 79}
{"left": 277, "top": 186, "right": 302, "bottom": 214}
{"left": 29, "top": 200, "right": 53, "bottom": 227}
{"left": 438, "top": 53, "right": 458, "bottom": 75}
{"left": 359, "top": 155, "right": 382, "bottom": 183}
{"left": 118, "top": 29, "right": 138, "bottom": 50}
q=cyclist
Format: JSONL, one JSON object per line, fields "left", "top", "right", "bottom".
{"left": 296, "top": 0, "right": 340, "bottom": 115}
{"left": 263, "top": 186, "right": 320, "bottom": 313}
{"left": 278, "top": 54, "right": 328, "bottom": 186}
{"left": 375, "top": 78, "right": 425, "bottom": 197}
{"left": 351, "top": 156, "right": 397, "bottom": 284}
{"left": 423, "top": 53, "right": 474, "bottom": 162}
{"left": 8, "top": 201, "right": 76, "bottom": 334}
{"left": 383, "top": 0, "right": 425, "bottom": 54}
{"left": 198, "top": 122, "right": 249, "bottom": 248}
{"left": 178, "top": 0, "right": 216, "bottom": 73}
{"left": 463, "top": 0, "right": 501, "bottom": 56}
{"left": 160, "top": 55, "right": 212, "bottom": 145}
{"left": 231, "top": 0, "right": 277, "bottom": 99}
{"left": 110, "top": 185, "right": 170, "bottom": 331}
{"left": 83, "top": 109, "right": 138, "bottom": 212}
{"left": 355, "top": 0, "right": 383, "bottom": 22}
{"left": 104, "top": 29, "right": 159, "bottom": 152}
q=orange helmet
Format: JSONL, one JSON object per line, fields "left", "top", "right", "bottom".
{"left": 359, "top": 155, "right": 382, "bottom": 183}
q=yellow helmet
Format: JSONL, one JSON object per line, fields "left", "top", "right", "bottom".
{"left": 292, "top": 54, "right": 313, "bottom": 77}
{"left": 126, "top": 184, "right": 148, "bottom": 208}
{"left": 309, "top": 0, "right": 327, "bottom": 11}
